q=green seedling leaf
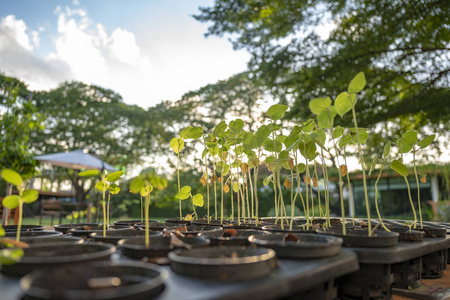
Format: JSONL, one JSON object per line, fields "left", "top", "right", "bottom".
{"left": 140, "top": 185, "right": 153, "bottom": 197}
{"left": 21, "top": 189, "right": 39, "bottom": 203}
{"left": 255, "top": 125, "right": 271, "bottom": 146}
{"left": 216, "top": 161, "right": 230, "bottom": 175}
{"left": 170, "top": 137, "right": 184, "bottom": 154}
{"left": 349, "top": 128, "right": 369, "bottom": 144}
{"left": 0, "top": 248, "right": 24, "bottom": 265}
{"left": 317, "top": 106, "right": 337, "bottom": 128}
{"left": 129, "top": 177, "right": 145, "bottom": 194}
{"left": 383, "top": 141, "right": 391, "bottom": 159}
{"left": 267, "top": 104, "right": 288, "bottom": 120}
{"left": 263, "top": 140, "right": 282, "bottom": 152}
{"left": 229, "top": 119, "right": 244, "bottom": 132}
{"left": 390, "top": 160, "right": 408, "bottom": 177}
{"left": 109, "top": 184, "right": 120, "bottom": 195}
{"left": 418, "top": 134, "right": 436, "bottom": 149}
{"left": 296, "top": 163, "right": 306, "bottom": 173}
{"left": 335, "top": 92, "right": 353, "bottom": 117}
{"left": 0, "top": 226, "right": 5, "bottom": 236}
{"left": 332, "top": 126, "right": 344, "bottom": 139}
{"left": 276, "top": 135, "right": 287, "bottom": 144}
{"left": 348, "top": 72, "right": 366, "bottom": 94}
{"left": 213, "top": 121, "right": 227, "bottom": 137}
{"left": 201, "top": 148, "right": 208, "bottom": 158}
{"left": 175, "top": 186, "right": 191, "bottom": 200}
{"left": 368, "top": 157, "right": 378, "bottom": 176}
{"left": 263, "top": 174, "right": 273, "bottom": 186}
{"left": 314, "top": 128, "right": 327, "bottom": 147}
{"left": 301, "top": 120, "right": 315, "bottom": 132}
{"left": 266, "top": 156, "right": 276, "bottom": 164}
{"left": 179, "top": 126, "right": 193, "bottom": 139}
{"left": 243, "top": 133, "right": 258, "bottom": 150}
{"left": 232, "top": 183, "right": 239, "bottom": 193}
{"left": 233, "top": 145, "right": 244, "bottom": 155}
{"left": 397, "top": 131, "right": 418, "bottom": 153}
{"left": 192, "top": 194, "right": 204, "bottom": 207}
{"left": 78, "top": 170, "right": 101, "bottom": 177}
{"left": 245, "top": 149, "right": 256, "bottom": 159}
{"left": 1, "top": 169, "right": 23, "bottom": 187}
{"left": 106, "top": 170, "right": 124, "bottom": 182}
{"left": 150, "top": 177, "right": 168, "bottom": 191}
{"left": 338, "top": 133, "right": 352, "bottom": 148}
{"left": 299, "top": 141, "right": 317, "bottom": 161}
{"left": 209, "top": 146, "right": 219, "bottom": 156}
{"left": 95, "top": 181, "right": 107, "bottom": 192}
{"left": 2, "top": 195, "right": 20, "bottom": 209}
{"left": 309, "top": 97, "right": 331, "bottom": 115}
{"left": 188, "top": 127, "right": 203, "bottom": 139}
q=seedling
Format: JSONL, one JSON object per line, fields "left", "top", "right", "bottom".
{"left": 0, "top": 225, "right": 25, "bottom": 268}
{"left": 175, "top": 186, "right": 204, "bottom": 220}
{"left": 1, "top": 169, "right": 39, "bottom": 241}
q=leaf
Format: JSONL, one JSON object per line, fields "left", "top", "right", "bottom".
{"left": 2, "top": 195, "right": 20, "bottom": 209}
{"left": 184, "top": 214, "right": 193, "bottom": 221}
{"left": 0, "top": 226, "right": 4, "bottom": 237}
{"left": 299, "top": 141, "right": 316, "bottom": 161}
{"left": 332, "top": 126, "right": 344, "bottom": 139}
{"left": 420, "top": 175, "right": 427, "bottom": 183}
{"left": 283, "top": 178, "right": 291, "bottom": 188}
{"left": 233, "top": 145, "right": 244, "bottom": 155}
{"left": 339, "top": 134, "right": 352, "bottom": 148}
{"left": 0, "top": 248, "right": 24, "bottom": 265}
{"left": 210, "top": 174, "right": 218, "bottom": 185}
{"left": 348, "top": 72, "right": 366, "bottom": 94}
{"left": 263, "top": 140, "right": 282, "bottom": 152}
{"left": 170, "top": 137, "right": 184, "bottom": 154}
{"left": 223, "top": 184, "right": 230, "bottom": 193}
{"left": 335, "top": 92, "right": 353, "bottom": 117}
{"left": 105, "top": 170, "right": 124, "bottom": 182}
{"left": 317, "top": 106, "right": 337, "bottom": 128}
{"left": 340, "top": 165, "right": 348, "bottom": 177}
{"left": 192, "top": 194, "right": 204, "bottom": 207}
{"left": 109, "top": 184, "right": 120, "bottom": 195}
{"left": 397, "top": 131, "right": 418, "bottom": 153}
{"left": 1, "top": 169, "right": 23, "bottom": 187}
{"left": 390, "top": 160, "right": 409, "bottom": 177}
{"left": 175, "top": 186, "right": 191, "bottom": 200}
{"left": 21, "top": 189, "right": 39, "bottom": 203}
{"left": 95, "top": 180, "right": 107, "bottom": 192}
{"left": 255, "top": 125, "right": 271, "bottom": 146}
{"left": 313, "top": 177, "right": 318, "bottom": 187}
{"left": 200, "top": 174, "right": 207, "bottom": 186}
{"left": 229, "top": 119, "right": 244, "bottom": 132}
{"left": 296, "top": 163, "right": 306, "bottom": 173}
{"left": 187, "top": 127, "right": 203, "bottom": 139}
{"left": 213, "top": 121, "right": 227, "bottom": 137}
{"left": 179, "top": 126, "right": 193, "bottom": 139}
{"left": 129, "top": 177, "right": 145, "bottom": 194}
{"left": 383, "top": 141, "right": 391, "bottom": 159}
{"left": 232, "top": 182, "right": 239, "bottom": 193}
{"left": 78, "top": 170, "right": 101, "bottom": 177}
{"left": 418, "top": 135, "right": 436, "bottom": 149}
{"left": 267, "top": 104, "right": 288, "bottom": 120}
{"left": 304, "top": 176, "right": 310, "bottom": 185}
{"left": 240, "top": 163, "right": 249, "bottom": 174}
{"left": 209, "top": 146, "right": 219, "bottom": 157}
{"left": 309, "top": 97, "right": 331, "bottom": 115}
{"left": 216, "top": 162, "right": 229, "bottom": 175}
{"left": 263, "top": 174, "right": 273, "bottom": 186}
{"left": 288, "top": 158, "right": 295, "bottom": 170}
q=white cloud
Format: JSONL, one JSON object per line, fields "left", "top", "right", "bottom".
{"left": 0, "top": 15, "right": 33, "bottom": 51}
{"left": 31, "top": 30, "right": 39, "bottom": 47}
{"left": 110, "top": 28, "right": 141, "bottom": 65}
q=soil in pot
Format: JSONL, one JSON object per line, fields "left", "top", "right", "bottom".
{"left": 317, "top": 228, "right": 399, "bottom": 248}
{"left": 415, "top": 225, "right": 447, "bottom": 238}
{"left": 3, "top": 225, "right": 45, "bottom": 232}
{"left": 118, "top": 236, "right": 210, "bottom": 260}
{"left": 249, "top": 233, "right": 343, "bottom": 258}
{"left": 90, "top": 229, "right": 162, "bottom": 245}
{"left": 1, "top": 243, "right": 115, "bottom": 276}
{"left": 382, "top": 226, "right": 425, "bottom": 242}
{"left": 4, "top": 230, "right": 62, "bottom": 238}
{"left": 168, "top": 246, "right": 278, "bottom": 281}
{"left": 190, "top": 219, "right": 231, "bottom": 227}
{"left": 20, "top": 261, "right": 167, "bottom": 300}
{"left": 133, "top": 224, "right": 170, "bottom": 231}
{"left": 199, "top": 229, "right": 270, "bottom": 247}
{"left": 70, "top": 225, "right": 129, "bottom": 239}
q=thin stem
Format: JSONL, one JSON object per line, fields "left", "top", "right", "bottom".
{"left": 16, "top": 201, "right": 23, "bottom": 242}
{"left": 205, "top": 155, "right": 210, "bottom": 223}
{"left": 413, "top": 151, "right": 422, "bottom": 228}
{"left": 107, "top": 192, "right": 110, "bottom": 226}
{"left": 404, "top": 177, "right": 418, "bottom": 228}
{"left": 140, "top": 196, "right": 143, "bottom": 223}
{"left": 375, "top": 166, "right": 390, "bottom": 232}
{"left": 177, "top": 152, "right": 182, "bottom": 219}
{"left": 343, "top": 149, "right": 355, "bottom": 225}
{"left": 145, "top": 194, "right": 150, "bottom": 248}
{"left": 351, "top": 105, "right": 372, "bottom": 236}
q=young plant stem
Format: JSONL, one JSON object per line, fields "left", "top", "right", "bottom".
{"left": 214, "top": 160, "right": 218, "bottom": 220}
{"left": 375, "top": 166, "right": 390, "bottom": 232}
{"left": 309, "top": 168, "right": 315, "bottom": 220}
{"left": 177, "top": 152, "right": 182, "bottom": 220}
{"left": 16, "top": 200, "right": 23, "bottom": 242}
{"left": 404, "top": 176, "right": 418, "bottom": 229}
{"left": 305, "top": 159, "right": 311, "bottom": 228}
{"left": 102, "top": 186, "right": 106, "bottom": 237}
{"left": 277, "top": 169, "right": 287, "bottom": 229}
{"left": 249, "top": 170, "right": 254, "bottom": 218}
{"left": 320, "top": 148, "right": 331, "bottom": 227}
{"left": 205, "top": 155, "right": 210, "bottom": 223}
{"left": 107, "top": 192, "right": 111, "bottom": 226}
{"left": 351, "top": 105, "right": 372, "bottom": 236}
{"left": 228, "top": 150, "right": 234, "bottom": 219}
{"left": 332, "top": 138, "right": 346, "bottom": 235}
{"left": 313, "top": 161, "right": 322, "bottom": 219}
{"left": 254, "top": 151, "right": 261, "bottom": 224}
{"left": 245, "top": 174, "right": 250, "bottom": 220}
{"left": 140, "top": 196, "right": 143, "bottom": 223}
{"left": 413, "top": 151, "right": 423, "bottom": 228}
{"left": 145, "top": 194, "right": 150, "bottom": 248}
{"left": 191, "top": 196, "right": 198, "bottom": 220}
{"left": 343, "top": 149, "right": 355, "bottom": 225}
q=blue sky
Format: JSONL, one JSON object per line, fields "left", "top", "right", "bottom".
{"left": 0, "top": 0, "right": 250, "bottom": 108}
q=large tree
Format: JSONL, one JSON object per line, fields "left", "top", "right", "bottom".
{"left": 195, "top": 0, "right": 450, "bottom": 156}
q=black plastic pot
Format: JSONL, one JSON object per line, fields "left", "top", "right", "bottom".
{"left": 133, "top": 224, "right": 170, "bottom": 231}
{"left": 391, "top": 256, "right": 422, "bottom": 289}
{"left": 118, "top": 236, "right": 210, "bottom": 260}
{"left": 90, "top": 230, "right": 162, "bottom": 245}
{"left": 317, "top": 228, "right": 399, "bottom": 248}
{"left": 199, "top": 229, "right": 270, "bottom": 247}
{"left": 19, "top": 236, "right": 84, "bottom": 246}
{"left": 1, "top": 243, "right": 115, "bottom": 276}
{"left": 164, "top": 219, "right": 191, "bottom": 226}
{"left": 422, "top": 249, "right": 447, "bottom": 279}
{"left": 261, "top": 224, "right": 317, "bottom": 234}
{"left": 415, "top": 225, "right": 447, "bottom": 238}
{"left": 249, "top": 233, "right": 342, "bottom": 258}
{"left": 4, "top": 230, "right": 62, "bottom": 238}
{"left": 163, "top": 225, "right": 222, "bottom": 236}
{"left": 54, "top": 223, "right": 101, "bottom": 234}
{"left": 168, "top": 246, "right": 278, "bottom": 281}
{"left": 3, "top": 225, "right": 45, "bottom": 232}
{"left": 20, "top": 261, "right": 167, "bottom": 300}
{"left": 70, "top": 225, "right": 129, "bottom": 238}
{"left": 383, "top": 226, "right": 425, "bottom": 242}
{"left": 114, "top": 219, "right": 160, "bottom": 226}
{"left": 190, "top": 219, "right": 231, "bottom": 227}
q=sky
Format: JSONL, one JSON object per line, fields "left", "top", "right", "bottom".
{"left": 0, "top": 0, "right": 251, "bottom": 108}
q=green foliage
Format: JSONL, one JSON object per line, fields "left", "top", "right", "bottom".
{"left": 267, "top": 104, "right": 288, "bottom": 120}
{"left": 175, "top": 186, "right": 192, "bottom": 200}
{"left": 390, "top": 160, "right": 409, "bottom": 177}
